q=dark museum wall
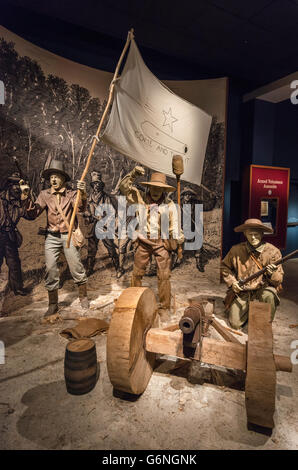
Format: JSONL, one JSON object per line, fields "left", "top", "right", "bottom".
{"left": 223, "top": 91, "right": 298, "bottom": 257}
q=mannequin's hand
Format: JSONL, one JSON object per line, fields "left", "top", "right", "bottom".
{"left": 132, "top": 166, "right": 145, "bottom": 177}
{"left": 266, "top": 263, "right": 277, "bottom": 276}
{"left": 19, "top": 179, "right": 30, "bottom": 200}
{"left": 232, "top": 281, "right": 243, "bottom": 294}
{"left": 77, "top": 180, "right": 87, "bottom": 199}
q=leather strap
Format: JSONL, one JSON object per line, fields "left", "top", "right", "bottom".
{"left": 54, "top": 199, "right": 73, "bottom": 231}
{"left": 249, "top": 252, "right": 263, "bottom": 270}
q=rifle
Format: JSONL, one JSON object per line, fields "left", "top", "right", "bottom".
{"left": 224, "top": 248, "right": 298, "bottom": 312}
{"left": 13, "top": 156, "right": 27, "bottom": 182}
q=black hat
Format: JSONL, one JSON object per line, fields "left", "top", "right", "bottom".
{"left": 7, "top": 172, "right": 21, "bottom": 184}
{"left": 42, "top": 160, "right": 70, "bottom": 182}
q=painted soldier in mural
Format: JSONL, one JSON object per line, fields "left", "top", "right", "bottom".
{"left": 119, "top": 165, "right": 184, "bottom": 321}
{"left": 26, "top": 160, "right": 89, "bottom": 318}
{"left": 84, "top": 171, "right": 123, "bottom": 277}
{"left": 0, "top": 173, "right": 32, "bottom": 295}
{"left": 221, "top": 218, "right": 284, "bottom": 330}
{"left": 180, "top": 186, "right": 218, "bottom": 272}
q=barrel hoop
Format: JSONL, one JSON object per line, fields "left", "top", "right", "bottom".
{"left": 64, "top": 358, "right": 97, "bottom": 371}
{"left": 65, "top": 373, "right": 97, "bottom": 386}
{"left": 65, "top": 348, "right": 96, "bottom": 359}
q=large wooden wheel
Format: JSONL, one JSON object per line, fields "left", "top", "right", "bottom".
{"left": 107, "top": 287, "right": 158, "bottom": 395}
{"left": 245, "top": 301, "right": 276, "bottom": 430}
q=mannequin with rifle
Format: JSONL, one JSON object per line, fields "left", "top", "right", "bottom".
{"left": 221, "top": 218, "right": 297, "bottom": 330}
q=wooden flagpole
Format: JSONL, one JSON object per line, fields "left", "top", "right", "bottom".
{"left": 66, "top": 28, "right": 134, "bottom": 248}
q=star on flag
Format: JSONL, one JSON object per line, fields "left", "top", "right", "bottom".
{"left": 162, "top": 108, "right": 178, "bottom": 133}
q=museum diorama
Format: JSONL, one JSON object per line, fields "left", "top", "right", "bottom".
{"left": 0, "top": 0, "right": 297, "bottom": 452}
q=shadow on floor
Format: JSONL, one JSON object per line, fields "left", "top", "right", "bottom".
{"left": 17, "top": 364, "right": 101, "bottom": 449}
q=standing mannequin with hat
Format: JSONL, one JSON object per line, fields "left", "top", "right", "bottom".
{"left": 27, "top": 160, "right": 88, "bottom": 318}
{"left": 84, "top": 171, "right": 121, "bottom": 277}
{"left": 0, "top": 173, "right": 32, "bottom": 295}
{"left": 221, "top": 218, "right": 284, "bottom": 330}
{"left": 119, "top": 166, "right": 184, "bottom": 321}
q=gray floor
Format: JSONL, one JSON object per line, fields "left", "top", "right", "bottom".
{"left": 0, "top": 258, "right": 297, "bottom": 450}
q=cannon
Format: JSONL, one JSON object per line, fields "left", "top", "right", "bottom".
{"left": 106, "top": 287, "right": 292, "bottom": 433}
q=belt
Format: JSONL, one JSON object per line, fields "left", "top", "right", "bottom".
{"left": 0, "top": 227, "right": 14, "bottom": 233}
{"left": 47, "top": 230, "right": 69, "bottom": 237}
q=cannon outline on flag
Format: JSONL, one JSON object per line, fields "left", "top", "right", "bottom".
{"left": 141, "top": 121, "right": 188, "bottom": 156}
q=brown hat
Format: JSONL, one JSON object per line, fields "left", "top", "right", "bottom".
{"left": 234, "top": 218, "right": 273, "bottom": 234}
{"left": 141, "top": 172, "right": 175, "bottom": 192}
{"left": 42, "top": 159, "right": 70, "bottom": 182}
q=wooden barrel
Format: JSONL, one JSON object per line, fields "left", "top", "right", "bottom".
{"left": 64, "top": 338, "right": 97, "bottom": 395}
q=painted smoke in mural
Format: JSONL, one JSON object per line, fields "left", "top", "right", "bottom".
{"left": 0, "top": 36, "right": 225, "bottom": 294}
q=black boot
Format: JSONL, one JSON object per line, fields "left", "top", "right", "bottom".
{"left": 14, "top": 287, "right": 30, "bottom": 296}
{"left": 44, "top": 290, "right": 59, "bottom": 317}
{"left": 86, "top": 257, "right": 95, "bottom": 276}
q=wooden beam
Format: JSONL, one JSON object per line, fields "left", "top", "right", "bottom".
{"left": 211, "top": 318, "right": 242, "bottom": 344}
{"left": 197, "top": 337, "right": 246, "bottom": 370}
{"left": 146, "top": 329, "right": 184, "bottom": 358}
{"left": 245, "top": 301, "right": 276, "bottom": 430}
{"left": 145, "top": 328, "right": 292, "bottom": 376}
{"left": 162, "top": 324, "right": 179, "bottom": 332}
{"left": 146, "top": 329, "right": 246, "bottom": 370}
{"left": 274, "top": 354, "right": 293, "bottom": 373}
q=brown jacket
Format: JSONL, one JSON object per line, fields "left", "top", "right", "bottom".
{"left": 221, "top": 241, "right": 283, "bottom": 291}
{"left": 27, "top": 187, "right": 86, "bottom": 233}
{"left": 119, "top": 170, "right": 184, "bottom": 245}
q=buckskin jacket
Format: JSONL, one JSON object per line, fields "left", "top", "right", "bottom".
{"left": 119, "top": 170, "right": 184, "bottom": 245}
{"left": 221, "top": 241, "right": 284, "bottom": 291}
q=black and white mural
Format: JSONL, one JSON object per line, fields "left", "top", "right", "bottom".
{"left": 0, "top": 26, "right": 226, "bottom": 314}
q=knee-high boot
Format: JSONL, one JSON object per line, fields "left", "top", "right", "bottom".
{"left": 157, "top": 279, "right": 171, "bottom": 309}
{"left": 131, "top": 265, "right": 144, "bottom": 287}
{"left": 44, "top": 289, "right": 58, "bottom": 317}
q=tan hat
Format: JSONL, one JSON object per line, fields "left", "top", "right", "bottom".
{"left": 234, "top": 218, "right": 273, "bottom": 234}
{"left": 141, "top": 172, "right": 175, "bottom": 192}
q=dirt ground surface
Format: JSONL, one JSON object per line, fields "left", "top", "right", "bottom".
{"left": 0, "top": 251, "right": 297, "bottom": 450}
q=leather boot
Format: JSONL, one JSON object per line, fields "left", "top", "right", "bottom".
{"left": 44, "top": 289, "right": 58, "bottom": 317}
{"left": 157, "top": 277, "right": 171, "bottom": 323}
{"left": 86, "top": 257, "right": 95, "bottom": 276}
{"left": 78, "top": 283, "right": 89, "bottom": 309}
{"left": 158, "top": 307, "right": 170, "bottom": 323}
{"left": 157, "top": 279, "right": 171, "bottom": 310}
{"left": 131, "top": 273, "right": 143, "bottom": 287}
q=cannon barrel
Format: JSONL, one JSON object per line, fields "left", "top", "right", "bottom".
{"left": 179, "top": 303, "right": 204, "bottom": 334}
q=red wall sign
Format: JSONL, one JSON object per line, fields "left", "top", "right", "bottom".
{"left": 249, "top": 165, "right": 290, "bottom": 249}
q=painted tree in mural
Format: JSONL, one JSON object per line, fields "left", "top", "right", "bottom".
{"left": 0, "top": 38, "right": 134, "bottom": 193}
{"left": 0, "top": 36, "right": 223, "bottom": 202}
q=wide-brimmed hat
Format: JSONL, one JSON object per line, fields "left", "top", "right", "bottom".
{"left": 7, "top": 172, "right": 21, "bottom": 184}
{"left": 141, "top": 172, "right": 175, "bottom": 192}
{"left": 234, "top": 218, "right": 273, "bottom": 234}
{"left": 181, "top": 187, "right": 197, "bottom": 196}
{"left": 42, "top": 160, "right": 70, "bottom": 182}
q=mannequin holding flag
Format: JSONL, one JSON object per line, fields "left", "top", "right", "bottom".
{"left": 119, "top": 165, "right": 184, "bottom": 321}
{"left": 67, "top": 30, "right": 212, "bottom": 308}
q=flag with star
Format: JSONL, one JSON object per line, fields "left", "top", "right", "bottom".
{"left": 102, "top": 38, "right": 212, "bottom": 186}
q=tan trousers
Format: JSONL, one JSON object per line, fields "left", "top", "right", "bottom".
{"left": 131, "top": 238, "right": 171, "bottom": 309}
{"left": 229, "top": 286, "right": 279, "bottom": 330}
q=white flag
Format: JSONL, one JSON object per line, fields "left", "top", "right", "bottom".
{"left": 102, "top": 39, "right": 212, "bottom": 186}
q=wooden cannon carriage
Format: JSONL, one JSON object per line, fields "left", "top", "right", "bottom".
{"left": 106, "top": 287, "right": 292, "bottom": 433}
